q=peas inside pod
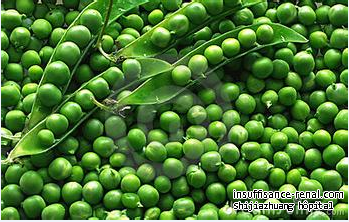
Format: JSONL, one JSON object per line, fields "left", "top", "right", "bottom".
{"left": 1, "top": 0, "right": 348, "bottom": 220}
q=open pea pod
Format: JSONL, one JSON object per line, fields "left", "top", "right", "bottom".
{"left": 113, "top": 0, "right": 266, "bottom": 60}
{"left": 116, "top": 23, "right": 308, "bottom": 106}
{"left": 25, "top": 0, "right": 149, "bottom": 132}
{"left": 4, "top": 58, "right": 171, "bottom": 163}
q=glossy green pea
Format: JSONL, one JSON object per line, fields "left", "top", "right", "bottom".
{"left": 304, "top": 148, "right": 322, "bottom": 170}
{"left": 276, "top": 3, "right": 297, "bottom": 24}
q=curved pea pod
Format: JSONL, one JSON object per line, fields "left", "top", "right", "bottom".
{"left": 113, "top": 0, "right": 266, "bottom": 60}
{"left": 25, "top": 0, "right": 149, "bottom": 132}
{"left": 115, "top": 23, "right": 308, "bottom": 106}
{"left": 4, "top": 58, "right": 171, "bottom": 162}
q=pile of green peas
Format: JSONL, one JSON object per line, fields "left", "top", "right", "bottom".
{"left": 1, "top": 0, "right": 349, "bottom": 220}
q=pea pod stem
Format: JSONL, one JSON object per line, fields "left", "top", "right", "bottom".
{"left": 96, "top": 0, "right": 115, "bottom": 61}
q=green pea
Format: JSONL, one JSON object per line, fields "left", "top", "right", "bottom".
{"left": 276, "top": 3, "right": 297, "bottom": 24}
{"left": 200, "top": 151, "right": 222, "bottom": 172}
{"left": 69, "top": 201, "right": 92, "bottom": 220}
{"left": 148, "top": 129, "right": 169, "bottom": 144}
{"left": 316, "top": 101, "right": 339, "bottom": 124}
{"left": 46, "top": 113, "right": 69, "bottom": 136}
{"left": 40, "top": 183, "right": 61, "bottom": 205}
{"left": 201, "top": 0, "right": 223, "bottom": 15}
{"left": 81, "top": 152, "right": 101, "bottom": 171}
{"left": 171, "top": 65, "right": 192, "bottom": 86}
{"left": 270, "top": 132, "right": 288, "bottom": 151}
{"left": 306, "top": 211, "right": 330, "bottom": 220}
{"left": 186, "top": 165, "right": 207, "bottom": 188}
{"left": 227, "top": 180, "right": 248, "bottom": 201}
{"left": 208, "top": 121, "right": 227, "bottom": 140}
{"left": 173, "top": 197, "right": 195, "bottom": 219}
{"left": 218, "top": 164, "right": 236, "bottom": 183}
{"left": 138, "top": 184, "right": 159, "bottom": 208}
{"left": 22, "top": 195, "right": 46, "bottom": 219}
{"left": 1, "top": 207, "right": 20, "bottom": 220}
{"left": 304, "top": 148, "right": 322, "bottom": 170}
{"left": 103, "top": 190, "right": 123, "bottom": 210}
{"left": 238, "top": 28, "right": 256, "bottom": 48}
{"left": 324, "top": 48, "right": 342, "bottom": 69}
{"left": 328, "top": 4, "right": 348, "bottom": 27}
{"left": 326, "top": 83, "right": 348, "bottom": 106}
{"left": 323, "top": 144, "right": 346, "bottom": 168}
{"left": 241, "top": 142, "right": 261, "bottom": 161}
{"left": 228, "top": 125, "right": 248, "bottom": 145}
{"left": 235, "top": 93, "right": 256, "bottom": 114}
{"left": 233, "top": 8, "right": 254, "bottom": 25}
{"left": 298, "top": 6, "right": 316, "bottom": 25}
{"left": 286, "top": 169, "right": 302, "bottom": 187}
{"left": 10, "top": 27, "right": 31, "bottom": 48}
{"left": 333, "top": 130, "right": 348, "bottom": 148}
{"left": 168, "top": 14, "right": 189, "bottom": 37}
{"left": 79, "top": 9, "right": 102, "bottom": 34}
{"left": 151, "top": 27, "right": 171, "bottom": 48}
{"left": 256, "top": 24, "right": 274, "bottom": 44}
{"left": 183, "top": 139, "right": 204, "bottom": 160}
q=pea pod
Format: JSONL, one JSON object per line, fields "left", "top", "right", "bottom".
{"left": 25, "top": 0, "right": 149, "bottom": 131}
{"left": 4, "top": 58, "right": 172, "bottom": 163}
{"left": 112, "top": 0, "right": 266, "bottom": 60}
{"left": 115, "top": 23, "right": 308, "bottom": 106}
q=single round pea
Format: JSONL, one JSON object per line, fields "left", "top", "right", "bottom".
{"left": 22, "top": 195, "right": 46, "bottom": 219}
{"left": 138, "top": 184, "right": 159, "bottom": 208}
{"left": 41, "top": 203, "right": 65, "bottom": 220}
{"left": 48, "top": 157, "right": 72, "bottom": 180}
{"left": 69, "top": 201, "right": 92, "bottom": 220}
{"left": 151, "top": 27, "right": 171, "bottom": 48}
{"left": 145, "top": 141, "right": 168, "bottom": 163}
{"left": 200, "top": 151, "right": 222, "bottom": 172}
{"left": 121, "top": 174, "right": 141, "bottom": 193}
{"left": 46, "top": 113, "right": 69, "bottom": 136}
{"left": 184, "top": 2, "right": 208, "bottom": 24}
{"left": 293, "top": 51, "right": 315, "bottom": 76}
{"left": 82, "top": 181, "right": 104, "bottom": 205}
{"left": 228, "top": 125, "right": 248, "bottom": 145}
{"left": 298, "top": 6, "right": 316, "bottom": 25}
{"left": 1, "top": 207, "right": 20, "bottom": 220}
{"left": 328, "top": 4, "right": 348, "bottom": 27}
{"left": 204, "top": 45, "right": 224, "bottom": 65}
{"left": 238, "top": 28, "right": 256, "bottom": 48}
{"left": 219, "top": 143, "right": 240, "bottom": 164}
{"left": 19, "top": 170, "right": 44, "bottom": 195}
{"left": 270, "top": 132, "right": 288, "bottom": 151}
{"left": 208, "top": 121, "right": 227, "bottom": 140}
{"left": 316, "top": 101, "right": 339, "bottom": 124}
{"left": 188, "top": 55, "right": 208, "bottom": 76}
{"left": 37, "top": 83, "right": 62, "bottom": 107}
{"left": 276, "top": 3, "right": 297, "bottom": 24}
{"left": 65, "top": 25, "right": 92, "bottom": 48}
{"left": 54, "top": 41, "right": 81, "bottom": 67}
{"left": 186, "top": 165, "right": 207, "bottom": 188}
{"left": 40, "top": 183, "right": 61, "bottom": 205}
{"left": 256, "top": 24, "right": 274, "bottom": 44}
{"left": 235, "top": 94, "right": 256, "bottom": 114}
{"left": 183, "top": 139, "right": 204, "bottom": 160}
{"left": 80, "top": 9, "right": 103, "bottom": 34}
{"left": 171, "top": 65, "right": 192, "bottom": 86}
{"left": 221, "top": 38, "right": 240, "bottom": 57}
